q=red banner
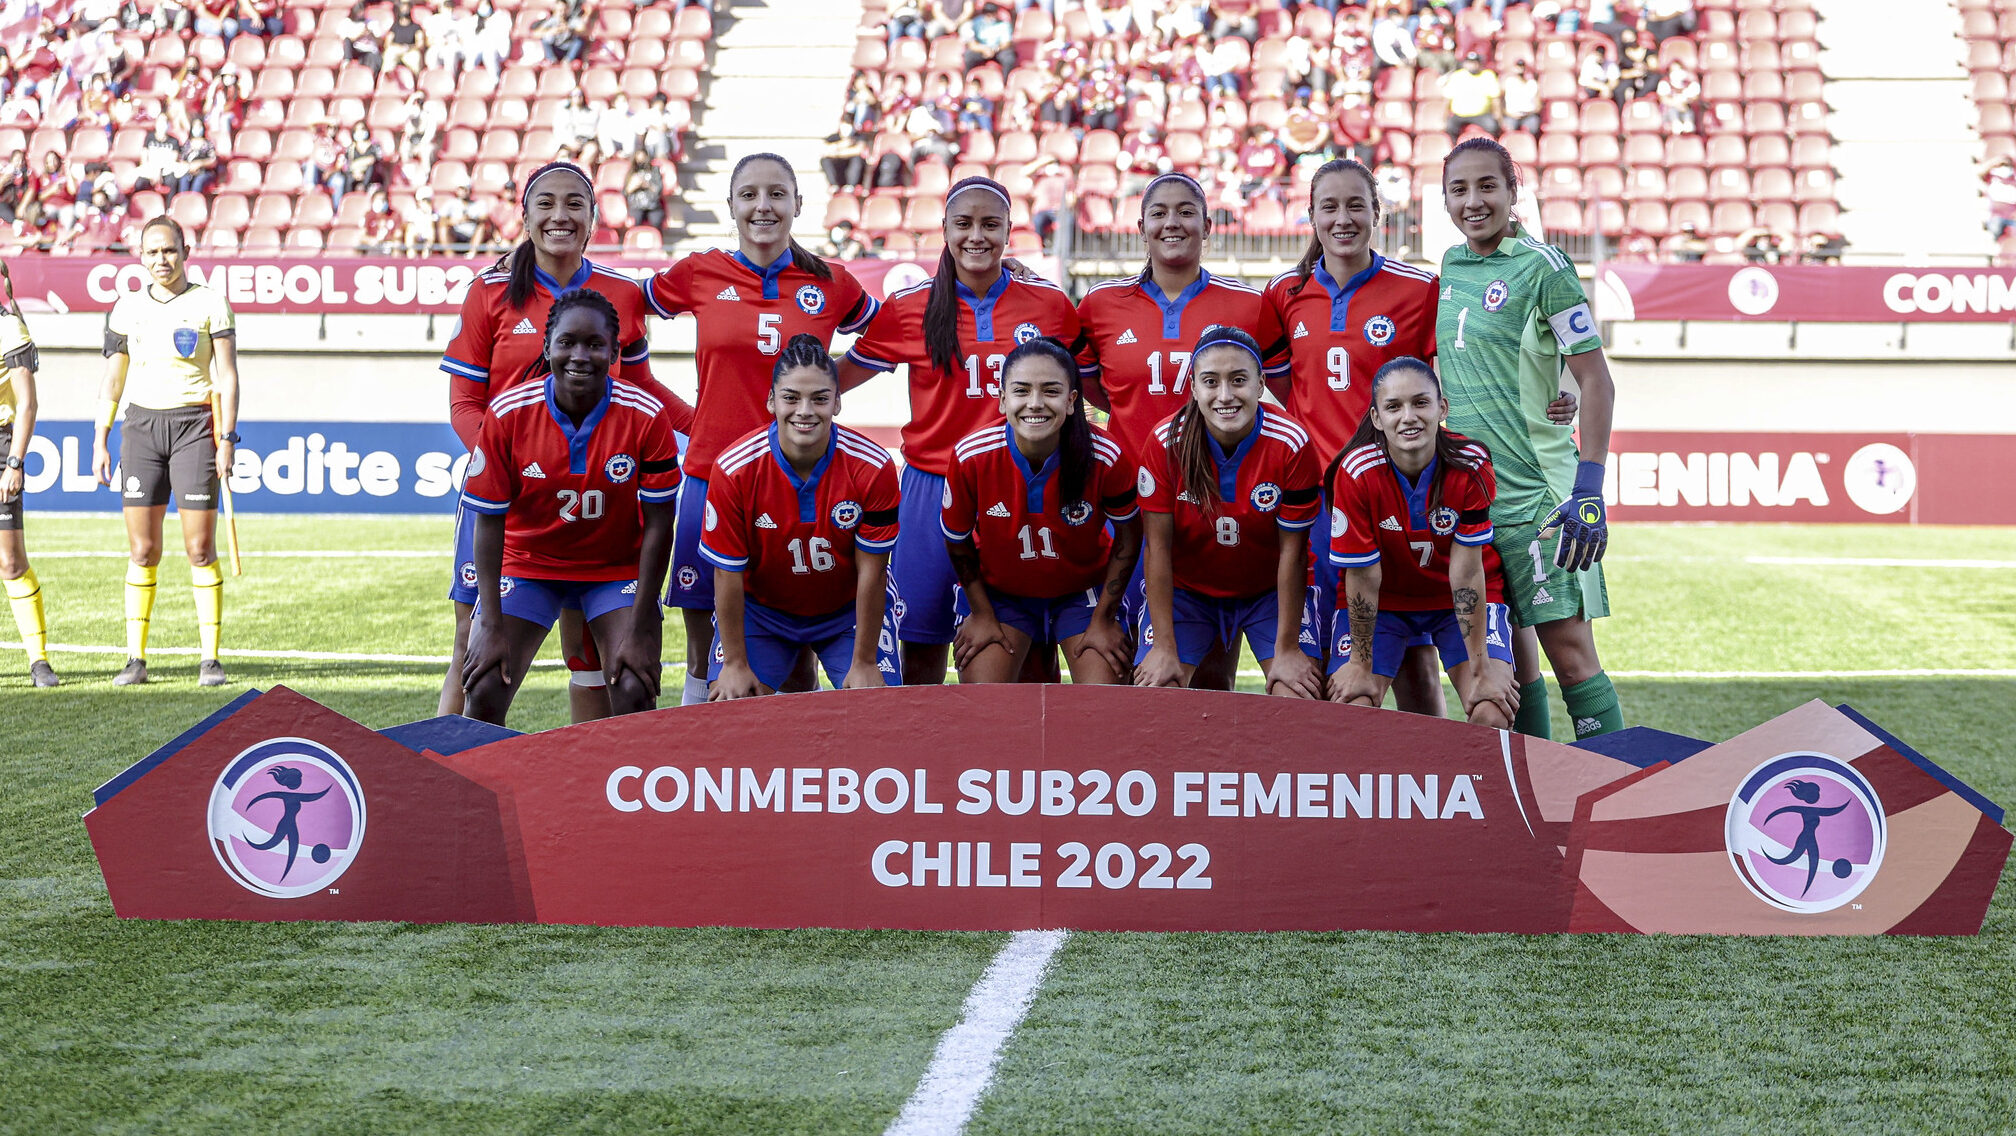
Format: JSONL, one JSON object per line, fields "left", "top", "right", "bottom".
{"left": 1603, "top": 432, "right": 2016, "bottom": 524}
{"left": 1597, "top": 264, "right": 2016, "bottom": 322}
{"left": 2, "top": 255, "right": 949, "bottom": 314}
{"left": 86, "top": 685, "right": 2009, "bottom": 935}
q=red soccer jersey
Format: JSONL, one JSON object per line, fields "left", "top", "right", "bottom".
{"left": 1327, "top": 435, "right": 1506, "bottom": 612}
{"left": 1137, "top": 406, "right": 1322, "bottom": 599}
{"left": 941, "top": 423, "right": 1138, "bottom": 599}
{"left": 1256, "top": 253, "right": 1439, "bottom": 465}
{"left": 646, "top": 249, "right": 878, "bottom": 480}
{"left": 442, "top": 259, "right": 692, "bottom": 450}
{"left": 1076, "top": 269, "right": 1267, "bottom": 464}
{"left": 699, "top": 423, "right": 901, "bottom": 617}
{"left": 845, "top": 270, "right": 1089, "bottom": 476}
{"left": 459, "top": 377, "right": 683, "bottom": 581}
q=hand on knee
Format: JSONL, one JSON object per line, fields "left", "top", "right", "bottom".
{"left": 1468, "top": 701, "right": 1511, "bottom": 730}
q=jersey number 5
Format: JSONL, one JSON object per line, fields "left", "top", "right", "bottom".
{"left": 557, "top": 489, "right": 604, "bottom": 522}
{"left": 757, "top": 313, "right": 782, "bottom": 356}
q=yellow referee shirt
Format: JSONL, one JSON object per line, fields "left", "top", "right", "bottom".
{"left": 1442, "top": 68, "right": 1502, "bottom": 119}
{"left": 0, "top": 311, "right": 34, "bottom": 429}
{"left": 105, "top": 284, "right": 236, "bottom": 410}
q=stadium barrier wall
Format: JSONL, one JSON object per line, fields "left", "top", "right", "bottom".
{"left": 86, "top": 685, "right": 2009, "bottom": 935}
{"left": 1597, "top": 264, "right": 2016, "bottom": 322}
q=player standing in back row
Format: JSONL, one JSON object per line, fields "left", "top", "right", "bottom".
{"left": 650, "top": 152, "right": 879, "bottom": 706}
{"left": 92, "top": 217, "right": 240, "bottom": 688}
{"left": 0, "top": 272, "right": 57, "bottom": 687}
{"left": 1437, "top": 138, "right": 1623, "bottom": 740}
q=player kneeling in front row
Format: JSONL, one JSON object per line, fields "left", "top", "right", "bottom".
{"left": 458, "top": 291, "right": 681, "bottom": 725}
{"left": 942, "top": 337, "right": 1140, "bottom": 685}
{"left": 701, "top": 334, "right": 902, "bottom": 698}
{"left": 1328, "top": 357, "right": 1519, "bottom": 728}
{"left": 1135, "top": 325, "right": 1327, "bottom": 698}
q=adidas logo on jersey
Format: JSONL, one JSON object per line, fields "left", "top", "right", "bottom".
{"left": 621, "top": 581, "right": 638, "bottom": 595}
{"left": 1116, "top": 328, "right": 1138, "bottom": 345}
{"left": 512, "top": 318, "right": 538, "bottom": 335}
{"left": 755, "top": 512, "right": 778, "bottom": 529}
{"left": 1379, "top": 516, "right": 1402, "bottom": 531}
{"left": 716, "top": 286, "right": 741, "bottom": 301}
{"left": 1534, "top": 587, "right": 1554, "bottom": 605}
{"left": 521, "top": 462, "right": 546, "bottom": 478}
{"left": 1293, "top": 321, "right": 1309, "bottom": 339}
{"left": 987, "top": 502, "right": 1012, "bottom": 518}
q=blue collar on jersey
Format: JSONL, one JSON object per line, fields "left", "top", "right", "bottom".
{"left": 733, "top": 250, "right": 793, "bottom": 301}
{"left": 1390, "top": 454, "right": 1438, "bottom": 530}
{"left": 544, "top": 373, "right": 612, "bottom": 474}
{"left": 532, "top": 259, "right": 594, "bottom": 299}
{"left": 767, "top": 422, "right": 836, "bottom": 523}
{"left": 1311, "top": 254, "right": 1384, "bottom": 334}
{"left": 956, "top": 270, "right": 1012, "bottom": 342}
{"left": 1206, "top": 404, "right": 1265, "bottom": 502}
{"left": 1140, "top": 270, "right": 1211, "bottom": 340}
{"left": 1005, "top": 422, "right": 1062, "bottom": 513}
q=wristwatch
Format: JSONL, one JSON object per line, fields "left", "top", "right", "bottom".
{"left": 3, "top": 456, "right": 20, "bottom": 470}
{"left": 221, "top": 431, "right": 241, "bottom": 444}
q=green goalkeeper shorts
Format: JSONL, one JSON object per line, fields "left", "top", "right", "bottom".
{"left": 1493, "top": 511, "right": 1610, "bottom": 629}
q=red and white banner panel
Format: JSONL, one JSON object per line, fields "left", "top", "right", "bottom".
{"left": 1597, "top": 265, "right": 2016, "bottom": 322}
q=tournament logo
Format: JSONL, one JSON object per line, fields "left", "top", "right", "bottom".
{"left": 1725, "top": 752, "right": 1886, "bottom": 914}
{"left": 1062, "top": 500, "right": 1095, "bottom": 526}
{"left": 831, "top": 499, "right": 863, "bottom": 529}
{"left": 795, "top": 284, "right": 827, "bottom": 315}
{"left": 1482, "top": 280, "right": 1510, "bottom": 313}
{"left": 1843, "top": 442, "right": 1917, "bottom": 517}
{"left": 1137, "top": 467, "right": 1155, "bottom": 497}
{"left": 704, "top": 500, "right": 718, "bottom": 531}
{"left": 942, "top": 482, "right": 954, "bottom": 509}
{"left": 1363, "top": 315, "right": 1396, "bottom": 346}
{"left": 677, "top": 565, "right": 701, "bottom": 589}
{"left": 1331, "top": 506, "right": 1347, "bottom": 536}
{"left": 1249, "top": 482, "right": 1281, "bottom": 511}
{"left": 459, "top": 561, "right": 478, "bottom": 588}
{"left": 1012, "top": 322, "right": 1041, "bottom": 345}
{"left": 1728, "top": 266, "right": 1780, "bottom": 317}
{"left": 467, "top": 446, "right": 487, "bottom": 478}
{"left": 1428, "top": 506, "right": 1457, "bottom": 535}
{"left": 173, "top": 327, "right": 200, "bottom": 358}
{"left": 604, "top": 453, "right": 636, "bottom": 484}
{"left": 206, "top": 738, "right": 365, "bottom": 899}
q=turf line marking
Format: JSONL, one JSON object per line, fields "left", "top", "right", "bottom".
{"left": 1602, "top": 555, "right": 2016, "bottom": 569}
{"left": 885, "top": 929, "right": 1068, "bottom": 1136}
{"left": 1, "top": 641, "right": 570, "bottom": 667}
{"left": 32, "top": 550, "right": 446, "bottom": 558}
{"left": 1234, "top": 667, "right": 2016, "bottom": 679}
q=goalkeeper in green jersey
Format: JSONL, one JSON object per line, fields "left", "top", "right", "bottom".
{"left": 1434, "top": 137, "right": 1623, "bottom": 741}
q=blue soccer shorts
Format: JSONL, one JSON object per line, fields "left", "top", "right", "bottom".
{"left": 1135, "top": 586, "right": 1324, "bottom": 667}
{"left": 956, "top": 585, "right": 1101, "bottom": 645}
{"left": 450, "top": 502, "right": 585, "bottom": 618}
{"left": 477, "top": 576, "right": 637, "bottom": 630}
{"left": 710, "top": 577, "right": 904, "bottom": 690}
{"left": 892, "top": 465, "right": 958, "bottom": 644}
{"left": 1329, "top": 602, "right": 1514, "bottom": 676}
{"left": 664, "top": 474, "right": 714, "bottom": 610}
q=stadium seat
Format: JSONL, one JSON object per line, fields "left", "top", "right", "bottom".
{"left": 858, "top": 193, "right": 903, "bottom": 236}
{"left": 1710, "top": 201, "right": 1754, "bottom": 234}
{"left": 823, "top": 194, "right": 860, "bottom": 230}
{"left": 170, "top": 192, "right": 209, "bottom": 229}
{"left": 262, "top": 162, "right": 306, "bottom": 194}
{"left": 296, "top": 67, "right": 335, "bottom": 99}
{"left": 1539, "top": 199, "right": 1583, "bottom": 234}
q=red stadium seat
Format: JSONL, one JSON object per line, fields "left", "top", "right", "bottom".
{"left": 624, "top": 226, "right": 664, "bottom": 253}
{"left": 218, "top": 159, "right": 261, "bottom": 194}
{"left": 1625, "top": 200, "right": 1669, "bottom": 236}
{"left": 1790, "top": 135, "right": 1831, "bottom": 171}
{"left": 296, "top": 67, "right": 335, "bottom": 99}
{"left": 1623, "top": 166, "right": 1667, "bottom": 201}
{"left": 478, "top": 131, "right": 522, "bottom": 162}
{"left": 1584, "top": 165, "right": 1625, "bottom": 201}
{"left": 208, "top": 193, "right": 251, "bottom": 232}
{"left": 294, "top": 191, "right": 336, "bottom": 231}
{"left": 1623, "top": 133, "right": 1664, "bottom": 165}
{"left": 327, "top": 225, "right": 365, "bottom": 251}
{"left": 582, "top": 68, "right": 620, "bottom": 103}
{"left": 170, "top": 192, "right": 209, "bottom": 229}
{"left": 1789, "top": 101, "right": 1828, "bottom": 135}
{"left": 1581, "top": 134, "right": 1621, "bottom": 165}
{"left": 241, "top": 225, "right": 284, "bottom": 253}
{"left": 201, "top": 227, "right": 241, "bottom": 253}
{"left": 1243, "top": 196, "right": 1288, "bottom": 236}
{"left": 1710, "top": 201, "right": 1753, "bottom": 235}
{"left": 674, "top": 4, "right": 712, "bottom": 40}
{"left": 1748, "top": 135, "right": 1791, "bottom": 168}
{"left": 1667, "top": 165, "right": 1710, "bottom": 201}
{"left": 823, "top": 194, "right": 861, "bottom": 230}
{"left": 904, "top": 194, "right": 945, "bottom": 234}
{"left": 1502, "top": 130, "right": 1539, "bottom": 166}
{"left": 1539, "top": 199, "right": 1583, "bottom": 234}
{"left": 285, "top": 227, "right": 326, "bottom": 252}
{"left": 634, "top": 5, "right": 673, "bottom": 38}
{"left": 284, "top": 98, "right": 327, "bottom": 129}
{"left": 268, "top": 35, "right": 306, "bottom": 69}
{"left": 1796, "top": 201, "right": 1839, "bottom": 236}
{"left": 1792, "top": 167, "right": 1836, "bottom": 204}
{"left": 1705, "top": 134, "right": 1747, "bottom": 169}
{"left": 858, "top": 193, "right": 903, "bottom": 236}
{"left": 251, "top": 193, "right": 294, "bottom": 230}
{"left": 1708, "top": 167, "right": 1751, "bottom": 201}
{"left": 254, "top": 68, "right": 296, "bottom": 100}
{"left": 1753, "top": 168, "right": 1794, "bottom": 202}
{"left": 664, "top": 69, "right": 701, "bottom": 101}
{"left": 367, "top": 98, "right": 406, "bottom": 132}
{"left": 1539, "top": 165, "right": 1581, "bottom": 200}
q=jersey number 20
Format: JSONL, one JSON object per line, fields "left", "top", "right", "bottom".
{"left": 557, "top": 489, "right": 604, "bottom": 522}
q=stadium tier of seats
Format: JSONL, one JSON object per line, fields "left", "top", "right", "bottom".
{"left": 834, "top": 0, "right": 1842, "bottom": 264}
{"left": 1960, "top": 0, "right": 2016, "bottom": 262}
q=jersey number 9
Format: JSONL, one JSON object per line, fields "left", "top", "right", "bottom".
{"left": 557, "top": 489, "right": 604, "bottom": 522}
{"left": 1325, "top": 347, "right": 1351, "bottom": 391}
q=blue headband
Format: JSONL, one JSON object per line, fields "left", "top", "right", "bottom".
{"left": 1193, "top": 331, "right": 1263, "bottom": 373}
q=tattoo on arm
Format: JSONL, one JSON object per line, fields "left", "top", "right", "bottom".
{"left": 947, "top": 542, "right": 983, "bottom": 587}
{"left": 1452, "top": 585, "right": 1479, "bottom": 640}
{"left": 1348, "top": 594, "right": 1376, "bottom": 662}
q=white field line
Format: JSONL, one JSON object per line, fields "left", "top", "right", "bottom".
{"left": 31, "top": 550, "right": 446, "bottom": 558}
{"left": 1237, "top": 667, "right": 2016, "bottom": 680}
{"left": 1, "top": 641, "right": 569, "bottom": 667}
{"left": 885, "top": 929, "right": 1068, "bottom": 1136}
{"left": 1601, "top": 555, "right": 2016, "bottom": 569}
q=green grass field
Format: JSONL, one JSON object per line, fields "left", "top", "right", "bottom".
{"left": 4, "top": 515, "right": 2014, "bottom": 1134}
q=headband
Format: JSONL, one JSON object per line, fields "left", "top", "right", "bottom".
{"left": 1192, "top": 329, "right": 1264, "bottom": 373}
{"left": 947, "top": 180, "right": 1012, "bottom": 211}
{"left": 521, "top": 161, "right": 596, "bottom": 217}
{"left": 1142, "top": 171, "right": 1206, "bottom": 201}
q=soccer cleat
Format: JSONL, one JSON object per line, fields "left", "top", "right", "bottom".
{"left": 113, "top": 658, "right": 148, "bottom": 686}
{"left": 29, "top": 659, "right": 59, "bottom": 688}
{"left": 198, "top": 658, "right": 228, "bottom": 687}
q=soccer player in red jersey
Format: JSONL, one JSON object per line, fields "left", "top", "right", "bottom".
{"left": 701, "top": 335, "right": 902, "bottom": 698}
{"left": 1135, "top": 326, "right": 1325, "bottom": 698}
{"left": 649, "top": 153, "right": 880, "bottom": 705}
{"left": 458, "top": 291, "right": 681, "bottom": 726}
{"left": 941, "top": 338, "right": 1140, "bottom": 685}
{"left": 438, "top": 161, "right": 692, "bottom": 722}
{"left": 839, "top": 176, "right": 1088, "bottom": 685}
{"left": 1328, "top": 357, "right": 1519, "bottom": 728}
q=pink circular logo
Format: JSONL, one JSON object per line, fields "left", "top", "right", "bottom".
{"left": 207, "top": 738, "right": 367, "bottom": 899}
{"left": 1725, "top": 753, "right": 1884, "bottom": 914}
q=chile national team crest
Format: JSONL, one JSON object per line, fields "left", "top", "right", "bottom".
{"left": 1062, "top": 500, "right": 1095, "bottom": 526}
{"left": 1428, "top": 506, "right": 1458, "bottom": 535}
{"left": 1012, "top": 322, "right": 1041, "bottom": 345}
{"left": 796, "top": 285, "right": 826, "bottom": 315}
{"left": 1482, "top": 280, "right": 1511, "bottom": 312}
{"left": 604, "top": 453, "right": 636, "bottom": 484}
{"left": 1364, "top": 315, "right": 1396, "bottom": 346}
{"left": 1725, "top": 753, "right": 1886, "bottom": 914}
{"left": 1250, "top": 482, "right": 1282, "bottom": 511}
{"left": 831, "top": 499, "right": 863, "bottom": 529}
{"left": 206, "top": 738, "right": 366, "bottom": 899}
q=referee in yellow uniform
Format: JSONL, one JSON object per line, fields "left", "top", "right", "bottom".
{"left": 0, "top": 284, "right": 58, "bottom": 687}
{"left": 91, "top": 217, "right": 241, "bottom": 687}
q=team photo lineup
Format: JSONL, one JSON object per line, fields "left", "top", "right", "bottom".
{"left": 3, "top": 139, "right": 1628, "bottom": 742}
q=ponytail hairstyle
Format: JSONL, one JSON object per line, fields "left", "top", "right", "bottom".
{"left": 539, "top": 287, "right": 623, "bottom": 378}
{"left": 1442, "top": 136, "right": 1522, "bottom": 239}
{"left": 1334, "top": 356, "right": 1488, "bottom": 515}
{"left": 139, "top": 214, "right": 188, "bottom": 252}
{"left": 772, "top": 331, "right": 840, "bottom": 386}
{"left": 507, "top": 161, "right": 597, "bottom": 311}
{"left": 925, "top": 175, "right": 1013, "bottom": 375}
{"left": 1127, "top": 172, "right": 1208, "bottom": 298}
{"left": 1001, "top": 336, "right": 1095, "bottom": 506}
{"left": 1289, "top": 157, "right": 1379, "bottom": 297}
{"left": 731, "top": 151, "right": 836, "bottom": 282}
{"left": 1168, "top": 325, "right": 1266, "bottom": 516}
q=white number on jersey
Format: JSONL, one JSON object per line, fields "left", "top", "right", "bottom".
{"left": 756, "top": 313, "right": 782, "bottom": 356}
{"left": 1325, "top": 346, "right": 1351, "bottom": 391}
{"left": 964, "top": 353, "right": 1007, "bottom": 398}
{"left": 1146, "top": 351, "right": 1193, "bottom": 395}
{"left": 557, "top": 489, "right": 605, "bottom": 522}
{"left": 1453, "top": 307, "right": 1469, "bottom": 352}
{"left": 1017, "top": 524, "right": 1059, "bottom": 559}
{"left": 1527, "top": 540, "right": 1548, "bottom": 583}
{"left": 1215, "top": 516, "right": 1240, "bottom": 547}
{"left": 788, "top": 536, "right": 836, "bottom": 574}
{"left": 1410, "top": 540, "right": 1433, "bottom": 567}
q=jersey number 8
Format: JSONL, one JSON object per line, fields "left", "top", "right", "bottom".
{"left": 1215, "top": 517, "right": 1239, "bottom": 547}
{"left": 557, "top": 489, "right": 604, "bottom": 522}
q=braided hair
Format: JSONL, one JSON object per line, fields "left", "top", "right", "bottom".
{"left": 542, "top": 287, "right": 622, "bottom": 369}
{"left": 772, "top": 332, "right": 839, "bottom": 385}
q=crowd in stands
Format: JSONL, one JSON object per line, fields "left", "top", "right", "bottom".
{"left": 1962, "top": 0, "right": 2016, "bottom": 262}
{"left": 832, "top": 0, "right": 1843, "bottom": 264}
{"left": 0, "top": 0, "right": 701, "bottom": 255}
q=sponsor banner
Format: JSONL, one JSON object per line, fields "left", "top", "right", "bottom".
{"left": 86, "top": 685, "right": 2008, "bottom": 935}
{"left": 21, "top": 420, "right": 467, "bottom": 514}
{"left": 3, "top": 256, "right": 976, "bottom": 314}
{"left": 1603, "top": 432, "right": 2016, "bottom": 525}
{"left": 1597, "top": 264, "right": 2016, "bottom": 322}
